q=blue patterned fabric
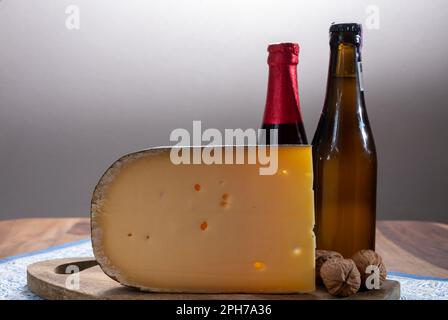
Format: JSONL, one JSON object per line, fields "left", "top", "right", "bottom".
{"left": 0, "top": 239, "right": 447, "bottom": 300}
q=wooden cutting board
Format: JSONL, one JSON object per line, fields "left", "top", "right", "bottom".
{"left": 27, "top": 257, "right": 400, "bottom": 300}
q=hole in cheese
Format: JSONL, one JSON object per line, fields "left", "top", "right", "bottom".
{"left": 221, "top": 193, "right": 229, "bottom": 201}
{"left": 219, "top": 201, "right": 228, "bottom": 208}
{"left": 200, "top": 221, "right": 208, "bottom": 231}
{"left": 292, "top": 247, "right": 302, "bottom": 255}
{"left": 127, "top": 233, "right": 132, "bottom": 237}
{"left": 194, "top": 184, "right": 201, "bottom": 192}
{"left": 253, "top": 261, "right": 266, "bottom": 270}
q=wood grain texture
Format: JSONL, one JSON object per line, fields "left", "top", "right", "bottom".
{"left": 376, "top": 221, "right": 448, "bottom": 278}
{"left": 0, "top": 218, "right": 90, "bottom": 259}
{"left": 0, "top": 218, "right": 447, "bottom": 278}
{"left": 26, "top": 257, "right": 401, "bottom": 300}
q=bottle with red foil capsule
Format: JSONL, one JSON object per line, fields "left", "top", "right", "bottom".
{"left": 261, "top": 43, "right": 308, "bottom": 145}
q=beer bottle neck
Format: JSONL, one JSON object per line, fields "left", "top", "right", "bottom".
{"left": 262, "top": 62, "right": 308, "bottom": 145}
{"left": 261, "top": 43, "right": 308, "bottom": 144}
{"left": 263, "top": 63, "right": 302, "bottom": 125}
{"left": 262, "top": 43, "right": 303, "bottom": 125}
{"left": 324, "top": 38, "right": 364, "bottom": 112}
{"left": 329, "top": 42, "right": 362, "bottom": 80}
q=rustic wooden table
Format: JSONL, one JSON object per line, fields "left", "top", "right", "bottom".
{"left": 0, "top": 218, "right": 446, "bottom": 278}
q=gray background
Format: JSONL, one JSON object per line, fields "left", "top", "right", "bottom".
{"left": 0, "top": 0, "right": 447, "bottom": 222}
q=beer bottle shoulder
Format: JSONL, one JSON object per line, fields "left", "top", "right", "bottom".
{"left": 313, "top": 107, "right": 376, "bottom": 160}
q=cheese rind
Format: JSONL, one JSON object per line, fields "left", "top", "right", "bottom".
{"left": 91, "top": 146, "right": 315, "bottom": 293}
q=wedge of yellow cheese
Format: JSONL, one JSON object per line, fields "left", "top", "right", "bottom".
{"left": 91, "top": 146, "right": 315, "bottom": 293}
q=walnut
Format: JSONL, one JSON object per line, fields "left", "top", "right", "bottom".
{"left": 315, "top": 250, "right": 343, "bottom": 284}
{"left": 320, "top": 258, "right": 361, "bottom": 297}
{"left": 351, "top": 250, "right": 387, "bottom": 289}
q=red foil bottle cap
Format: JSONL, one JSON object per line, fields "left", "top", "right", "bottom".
{"left": 263, "top": 42, "right": 303, "bottom": 125}
{"left": 267, "top": 43, "right": 299, "bottom": 65}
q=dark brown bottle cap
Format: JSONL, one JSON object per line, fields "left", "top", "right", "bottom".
{"left": 330, "top": 23, "right": 362, "bottom": 35}
{"left": 267, "top": 43, "right": 299, "bottom": 65}
{"left": 329, "top": 23, "right": 362, "bottom": 46}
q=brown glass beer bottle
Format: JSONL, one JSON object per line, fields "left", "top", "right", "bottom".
{"left": 312, "top": 24, "right": 377, "bottom": 257}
